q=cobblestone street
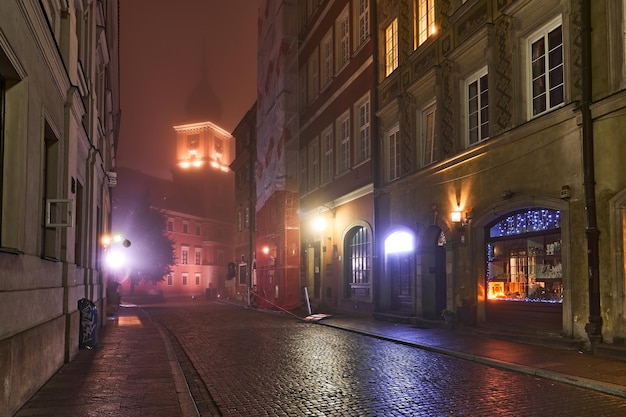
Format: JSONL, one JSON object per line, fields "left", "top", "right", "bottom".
{"left": 145, "top": 301, "right": 626, "bottom": 416}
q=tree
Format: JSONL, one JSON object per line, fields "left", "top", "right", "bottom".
{"left": 112, "top": 191, "right": 176, "bottom": 293}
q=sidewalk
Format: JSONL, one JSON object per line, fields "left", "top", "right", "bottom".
{"left": 14, "top": 301, "right": 626, "bottom": 416}
{"left": 13, "top": 305, "right": 198, "bottom": 417}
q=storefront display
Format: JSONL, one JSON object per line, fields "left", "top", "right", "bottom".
{"left": 486, "top": 208, "right": 562, "bottom": 303}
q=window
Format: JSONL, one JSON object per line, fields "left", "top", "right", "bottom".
{"left": 415, "top": 0, "right": 436, "bottom": 48}
{"left": 308, "top": 137, "right": 320, "bottom": 190}
{"left": 195, "top": 248, "right": 201, "bottom": 265}
{"left": 321, "top": 30, "right": 333, "bottom": 88}
{"left": 337, "top": 112, "right": 351, "bottom": 174}
{"left": 420, "top": 102, "right": 437, "bottom": 167}
{"left": 239, "top": 264, "right": 247, "bottom": 285}
{"left": 529, "top": 18, "right": 564, "bottom": 117}
{"left": 245, "top": 207, "right": 250, "bottom": 229}
{"left": 486, "top": 208, "right": 562, "bottom": 303}
{"left": 345, "top": 226, "right": 372, "bottom": 298}
{"left": 385, "top": 19, "right": 398, "bottom": 76}
{"left": 299, "top": 149, "right": 308, "bottom": 192}
{"left": 187, "top": 134, "right": 199, "bottom": 151}
{"left": 237, "top": 211, "right": 242, "bottom": 232}
{"left": 181, "top": 247, "right": 189, "bottom": 265}
{"left": 299, "top": 67, "right": 307, "bottom": 110}
{"left": 387, "top": 125, "right": 401, "bottom": 182}
{"left": 196, "top": 224, "right": 201, "bottom": 235}
{"left": 466, "top": 68, "right": 489, "bottom": 146}
{"left": 167, "top": 274, "right": 173, "bottom": 286}
{"left": 355, "top": 0, "right": 370, "bottom": 46}
{"left": 355, "top": 96, "right": 370, "bottom": 163}
{"left": 336, "top": 8, "right": 350, "bottom": 71}
{"left": 183, "top": 222, "right": 189, "bottom": 234}
{"left": 215, "top": 137, "right": 223, "bottom": 154}
{"left": 195, "top": 273, "right": 201, "bottom": 286}
{"left": 182, "top": 273, "right": 188, "bottom": 286}
{"left": 322, "top": 125, "right": 334, "bottom": 183}
{"left": 167, "top": 220, "right": 174, "bottom": 232}
{"left": 307, "top": 48, "right": 319, "bottom": 103}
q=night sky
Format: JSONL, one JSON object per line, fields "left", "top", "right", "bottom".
{"left": 117, "top": 0, "right": 260, "bottom": 179}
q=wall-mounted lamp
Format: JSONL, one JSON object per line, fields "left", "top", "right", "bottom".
{"left": 451, "top": 211, "right": 462, "bottom": 223}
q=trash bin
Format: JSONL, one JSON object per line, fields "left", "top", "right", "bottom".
{"left": 78, "top": 298, "right": 98, "bottom": 349}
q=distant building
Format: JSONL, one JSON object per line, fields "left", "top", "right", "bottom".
{"left": 115, "top": 120, "right": 236, "bottom": 300}
{"left": 0, "top": 0, "right": 120, "bottom": 414}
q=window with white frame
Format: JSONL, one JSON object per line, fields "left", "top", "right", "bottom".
{"left": 336, "top": 7, "right": 350, "bottom": 72}
{"left": 355, "top": 0, "right": 370, "bottom": 46}
{"left": 337, "top": 112, "right": 351, "bottom": 174}
{"left": 420, "top": 101, "right": 437, "bottom": 167}
{"left": 415, "top": 0, "right": 436, "bottom": 48}
{"left": 321, "top": 30, "right": 333, "bottom": 88}
{"left": 322, "top": 125, "right": 334, "bottom": 184}
{"left": 195, "top": 248, "right": 202, "bottom": 265}
{"left": 528, "top": 17, "right": 564, "bottom": 117}
{"left": 195, "top": 273, "right": 201, "bottom": 285}
{"left": 308, "top": 137, "right": 320, "bottom": 190}
{"left": 385, "top": 18, "right": 398, "bottom": 76}
{"left": 466, "top": 67, "right": 489, "bottom": 146}
{"left": 307, "top": 48, "right": 319, "bottom": 104}
{"left": 355, "top": 95, "right": 370, "bottom": 163}
{"left": 182, "top": 273, "right": 188, "bottom": 286}
{"left": 387, "top": 125, "right": 401, "bottom": 182}
{"left": 183, "top": 221, "right": 189, "bottom": 234}
{"left": 345, "top": 225, "right": 372, "bottom": 298}
{"left": 167, "top": 274, "right": 173, "bottom": 285}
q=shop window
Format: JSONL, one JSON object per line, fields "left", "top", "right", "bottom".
{"left": 486, "top": 208, "right": 562, "bottom": 303}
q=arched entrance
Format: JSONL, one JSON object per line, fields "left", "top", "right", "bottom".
{"left": 484, "top": 207, "right": 563, "bottom": 331}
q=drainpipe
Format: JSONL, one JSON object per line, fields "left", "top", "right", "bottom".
{"left": 581, "top": 0, "right": 602, "bottom": 346}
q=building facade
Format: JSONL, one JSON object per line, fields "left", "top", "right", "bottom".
{"left": 374, "top": 0, "right": 626, "bottom": 347}
{"left": 296, "top": 0, "right": 378, "bottom": 315}
{"left": 115, "top": 121, "right": 236, "bottom": 300}
{"left": 0, "top": 0, "right": 120, "bottom": 414}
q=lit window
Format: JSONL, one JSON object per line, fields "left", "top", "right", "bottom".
{"left": 529, "top": 18, "right": 564, "bottom": 117}
{"left": 415, "top": 0, "right": 436, "bottom": 48}
{"left": 466, "top": 68, "right": 489, "bottom": 146}
{"left": 420, "top": 102, "right": 437, "bottom": 167}
{"left": 385, "top": 19, "right": 398, "bottom": 76}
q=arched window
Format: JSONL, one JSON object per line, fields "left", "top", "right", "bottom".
{"left": 345, "top": 226, "right": 372, "bottom": 298}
